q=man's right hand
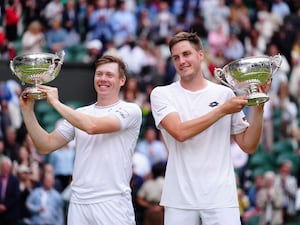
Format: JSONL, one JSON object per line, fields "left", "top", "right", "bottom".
{"left": 19, "top": 88, "right": 35, "bottom": 111}
{"left": 221, "top": 95, "right": 248, "bottom": 115}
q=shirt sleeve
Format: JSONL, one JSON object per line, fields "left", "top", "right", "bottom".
{"left": 231, "top": 110, "right": 249, "bottom": 135}
{"left": 111, "top": 102, "right": 142, "bottom": 131}
{"left": 56, "top": 119, "right": 75, "bottom": 142}
{"left": 150, "top": 86, "right": 177, "bottom": 129}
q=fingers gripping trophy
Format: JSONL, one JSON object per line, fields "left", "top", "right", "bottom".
{"left": 10, "top": 51, "right": 65, "bottom": 100}
{"left": 214, "top": 54, "right": 282, "bottom": 106}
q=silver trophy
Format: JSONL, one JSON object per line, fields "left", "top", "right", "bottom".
{"left": 214, "top": 54, "right": 282, "bottom": 106}
{"left": 10, "top": 51, "right": 65, "bottom": 100}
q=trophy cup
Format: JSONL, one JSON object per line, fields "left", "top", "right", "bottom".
{"left": 214, "top": 54, "right": 282, "bottom": 106}
{"left": 10, "top": 51, "right": 65, "bottom": 100}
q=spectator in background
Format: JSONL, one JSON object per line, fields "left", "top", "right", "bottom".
{"left": 42, "top": 0, "right": 63, "bottom": 28}
{"left": 136, "top": 161, "right": 166, "bottom": 225}
{"left": 0, "top": 27, "right": 15, "bottom": 60}
{"left": 0, "top": 157, "right": 20, "bottom": 225}
{"left": 22, "top": 0, "right": 41, "bottom": 29}
{"left": 0, "top": 101, "right": 12, "bottom": 140}
{"left": 260, "top": 99, "right": 274, "bottom": 152}
{"left": 236, "top": 173, "right": 249, "bottom": 225}
{"left": 136, "top": 8, "right": 152, "bottom": 39}
{"left": 0, "top": 139, "right": 6, "bottom": 172}
{"left": 275, "top": 160, "right": 298, "bottom": 223}
{"left": 3, "top": 126, "right": 21, "bottom": 163}
{"left": 102, "top": 39, "right": 118, "bottom": 57}
{"left": 62, "top": 0, "right": 79, "bottom": 34}
{"left": 288, "top": 31, "right": 300, "bottom": 104}
{"left": 117, "top": 36, "right": 148, "bottom": 76}
{"left": 21, "top": 20, "right": 45, "bottom": 54}
{"left": 228, "top": 0, "right": 251, "bottom": 42}
{"left": 83, "top": 39, "right": 103, "bottom": 64}
{"left": 201, "top": 0, "right": 230, "bottom": 35}
{"left": 0, "top": 80, "right": 13, "bottom": 118}
{"left": 244, "top": 28, "right": 266, "bottom": 57}
{"left": 17, "top": 164, "right": 32, "bottom": 225}
{"left": 231, "top": 138, "right": 249, "bottom": 187}
{"left": 4, "top": 0, "right": 21, "bottom": 42}
{"left": 271, "top": 81, "right": 298, "bottom": 142}
{"left": 135, "top": 0, "right": 158, "bottom": 23}
{"left": 48, "top": 142, "right": 75, "bottom": 192}
{"left": 39, "top": 163, "right": 62, "bottom": 192}
{"left": 5, "top": 79, "right": 22, "bottom": 130}
{"left": 110, "top": 0, "right": 137, "bottom": 47}
{"left": 120, "top": 76, "right": 146, "bottom": 108}
{"left": 136, "top": 126, "right": 168, "bottom": 166}
{"left": 224, "top": 31, "right": 245, "bottom": 62}
{"left": 22, "top": 133, "right": 44, "bottom": 167}
{"left": 254, "top": 4, "right": 282, "bottom": 48}
{"left": 0, "top": 0, "right": 5, "bottom": 26}
{"left": 62, "top": 0, "right": 80, "bottom": 48}
{"left": 256, "top": 171, "right": 284, "bottom": 225}
{"left": 88, "top": 0, "right": 113, "bottom": 46}
{"left": 12, "top": 145, "right": 39, "bottom": 184}
{"left": 26, "top": 172, "right": 64, "bottom": 225}
{"left": 45, "top": 18, "right": 68, "bottom": 58}
{"left": 76, "top": 0, "right": 89, "bottom": 42}
{"left": 271, "top": 0, "right": 291, "bottom": 23}
{"left": 266, "top": 43, "right": 290, "bottom": 95}
{"left": 131, "top": 151, "right": 151, "bottom": 225}
{"left": 188, "top": 12, "right": 208, "bottom": 41}
{"left": 243, "top": 173, "right": 264, "bottom": 222}
{"left": 207, "top": 23, "right": 229, "bottom": 56}
{"left": 151, "top": 1, "right": 176, "bottom": 43}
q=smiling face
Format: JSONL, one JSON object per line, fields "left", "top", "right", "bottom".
{"left": 171, "top": 40, "right": 204, "bottom": 82}
{"left": 94, "top": 62, "right": 126, "bottom": 104}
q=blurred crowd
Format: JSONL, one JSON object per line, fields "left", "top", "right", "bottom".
{"left": 1, "top": 0, "right": 300, "bottom": 225}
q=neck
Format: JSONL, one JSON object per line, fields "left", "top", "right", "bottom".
{"left": 180, "top": 76, "right": 207, "bottom": 91}
{"left": 96, "top": 96, "right": 120, "bottom": 106}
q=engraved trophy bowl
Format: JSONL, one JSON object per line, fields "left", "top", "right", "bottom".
{"left": 10, "top": 50, "right": 65, "bottom": 100}
{"left": 214, "top": 54, "right": 282, "bottom": 106}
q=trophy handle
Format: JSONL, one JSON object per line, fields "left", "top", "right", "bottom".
{"left": 270, "top": 54, "right": 282, "bottom": 74}
{"left": 214, "top": 67, "right": 235, "bottom": 90}
{"left": 55, "top": 50, "right": 65, "bottom": 64}
{"left": 9, "top": 60, "right": 15, "bottom": 74}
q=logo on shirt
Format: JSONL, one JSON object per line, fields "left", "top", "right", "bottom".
{"left": 209, "top": 101, "right": 219, "bottom": 107}
{"left": 116, "top": 107, "right": 129, "bottom": 119}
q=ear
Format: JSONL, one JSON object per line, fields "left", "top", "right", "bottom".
{"left": 120, "top": 76, "right": 126, "bottom": 87}
{"left": 198, "top": 49, "right": 204, "bottom": 59}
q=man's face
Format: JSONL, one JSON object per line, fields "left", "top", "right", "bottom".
{"left": 171, "top": 41, "right": 203, "bottom": 81}
{"left": 94, "top": 62, "right": 125, "bottom": 98}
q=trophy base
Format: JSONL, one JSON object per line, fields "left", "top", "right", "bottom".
{"left": 247, "top": 92, "right": 269, "bottom": 106}
{"left": 26, "top": 88, "right": 46, "bottom": 100}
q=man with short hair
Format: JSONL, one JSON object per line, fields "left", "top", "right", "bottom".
{"left": 20, "top": 55, "right": 142, "bottom": 225}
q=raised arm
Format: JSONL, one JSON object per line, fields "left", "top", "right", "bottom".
{"left": 38, "top": 85, "right": 121, "bottom": 134}
{"left": 19, "top": 91, "right": 69, "bottom": 154}
{"left": 160, "top": 95, "right": 248, "bottom": 142}
{"left": 233, "top": 79, "right": 272, "bottom": 154}
{"left": 232, "top": 105, "right": 264, "bottom": 154}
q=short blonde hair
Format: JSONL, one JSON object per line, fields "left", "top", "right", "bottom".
{"left": 95, "top": 55, "right": 127, "bottom": 78}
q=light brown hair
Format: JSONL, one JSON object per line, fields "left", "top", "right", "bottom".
{"left": 169, "top": 32, "right": 203, "bottom": 52}
{"left": 95, "top": 55, "right": 127, "bottom": 78}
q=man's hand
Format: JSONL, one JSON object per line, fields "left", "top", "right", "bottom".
{"left": 37, "top": 85, "right": 60, "bottom": 106}
{"left": 19, "top": 88, "right": 35, "bottom": 111}
{"left": 260, "top": 77, "right": 272, "bottom": 94}
{"left": 221, "top": 95, "right": 248, "bottom": 115}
